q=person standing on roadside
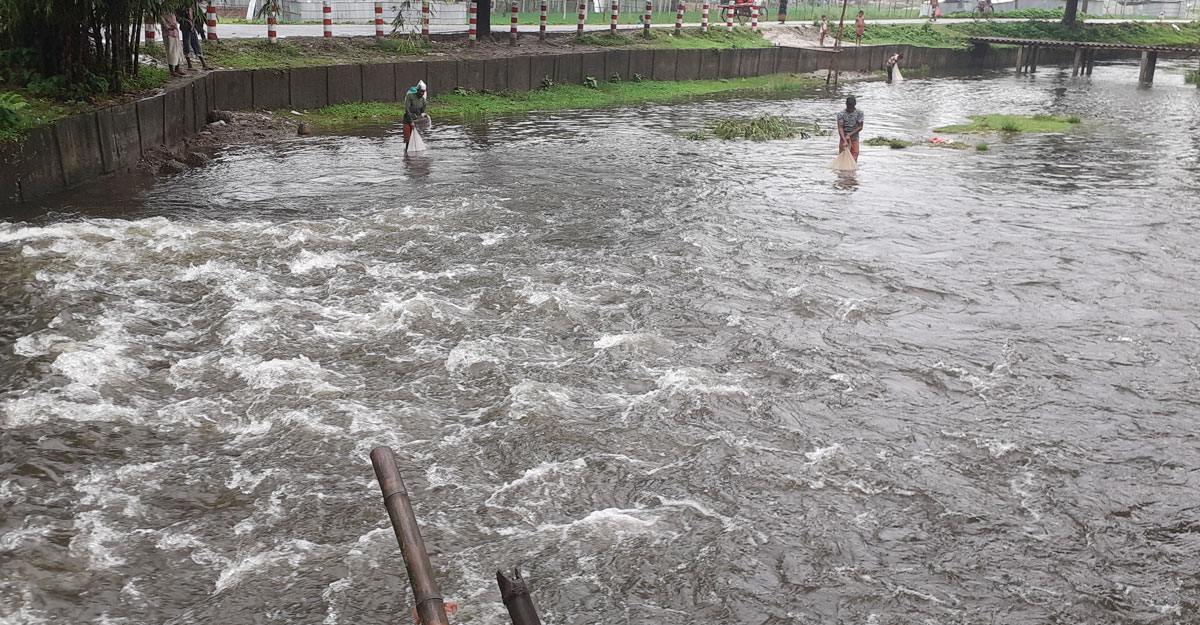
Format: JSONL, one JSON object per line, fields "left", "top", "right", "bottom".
{"left": 855, "top": 10, "right": 865, "bottom": 44}
{"left": 778, "top": 0, "right": 789, "bottom": 23}
{"left": 819, "top": 14, "right": 829, "bottom": 47}
{"left": 836, "top": 96, "right": 863, "bottom": 162}
{"left": 177, "top": 4, "right": 211, "bottom": 71}
{"left": 161, "top": 11, "right": 185, "bottom": 77}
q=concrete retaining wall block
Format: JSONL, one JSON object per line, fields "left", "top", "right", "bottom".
{"left": 213, "top": 70, "right": 253, "bottom": 111}
{"left": 362, "top": 63, "right": 398, "bottom": 102}
{"left": 252, "top": 69, "right": 291, "bottom": 109}
{"left": 290, "top": 66, "right": 330, "bottom": 110}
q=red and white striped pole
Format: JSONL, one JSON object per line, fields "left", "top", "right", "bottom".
{"left": 750, "top": 0, "right": 758, "bottom": 30}
{"left": 375, "top": 2, "right": 384, "bottom": 38}
{"left": 422, "top": 0, "right": 430, "bottom": 37}
{"left": 726, "top": 3, "right": 733, "bottom": 31}
{"left": 145, "top": 18, "right": 156, "bottom": 42}
{"left": 644, "top": 0, "right": 651, "bottom": 36}
{"left": 610, "top": 0, "right": 618, "bottom": 33}
{"left": 323, "top": 1, "right": 332, "bottom": 37}
{"left": 469, "top": 0, "right": 478, "bottom": 45}
{"left": 206, "top": 4, "right": 218, "bottom": 40}
{"left": 540, "top": 0, "right": 548, "bottom": 40}
{"left": 268, "top": 10, "right": 278, "bottom": 42}
{"left": 577, "top": 0, "right": 586, "bottom": 35}
{"left": 510, "top": 2, "right": 518, "bottom": 45}
{"left": 701, "top": 2, "right": 709, "bottom": 32}
{"left": 675, "top": 1, "right": 684, "bottom": 35}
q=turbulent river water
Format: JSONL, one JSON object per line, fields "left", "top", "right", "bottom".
{"left": 3, "top": 57, "right": 1200, "bottom": 625}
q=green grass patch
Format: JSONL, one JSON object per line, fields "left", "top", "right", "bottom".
{"left": 1184, "top": 70, "right": 1198, "bottom": 85}
{"left": 709, "top": 115, "right": 798, "bottom": 141}
{"left": 298, "top": 74, "right": 821, "bottom": 127}
{"left": 859, "top": 23, "right": 962, "bottom": 48}
{"left": 203, "top": 36, "right": 430, "bottom": 69}
{"left": 975, "top": 142, "right": 989, "bottom": 151}
{"left": 574, "top": 27, "right": 769, "bottom": 50}
{"left": 936, "top": 113, "right": 1080, "bottom": 133}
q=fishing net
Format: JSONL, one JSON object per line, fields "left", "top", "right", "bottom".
{"left": 408, "top": 127, "right": 428, "bottom": 152}
{"left": 828, "top": 149, "right": 858, "bottom": 171}
{"left": 893, "top": 66, "right": 904, "bottom": 83}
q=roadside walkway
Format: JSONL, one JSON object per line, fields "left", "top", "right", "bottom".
{"left": 212, "top": 17, "right": 1194, "bottom": 38}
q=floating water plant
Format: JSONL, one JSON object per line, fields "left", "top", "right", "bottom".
{"left": 865, "top": 136, "right": 914, "bottom": 149}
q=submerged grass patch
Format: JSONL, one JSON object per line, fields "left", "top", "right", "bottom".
{"left": 689, "top": 115, "right": 830, "bottom": 141}
{"left": 865, "top": 136, "right": 914, "bottom": 149}
{"left": 935, "top": 113, "right": 1080, "bottom": 134}
{"left": 300, "top": 74, "right": 821, "bottom": 126}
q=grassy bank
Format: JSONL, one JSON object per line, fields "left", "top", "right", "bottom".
{"left": 935, "top": 113, "right": 1082, "bottom": 133}
{"left": 189, "top": 28, "right": 767, "bottom": 69}
{"left": 297, "top": 74, "right": 821, "bottom": 127}
{"left": 0, "top": 66, "right": 170, "bottom": 143}
{"left": 860, "top": 20, "right": 1200, "bottom": 49}
{"left": 575, "top": 27, "right": 770, "bottom": 49}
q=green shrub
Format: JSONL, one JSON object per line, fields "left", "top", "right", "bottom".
{"left": 583, "top": 75, "right": 598, "bottom": 88}
{"left": 1066, "top": 115, "right": 1082, "bottom": 124}
{"left": 540, "top": 75, "right": 555, "bottom": 89}
{"left": 1000, "top": 122, "right": 1020, "bottom": 132}
{"left": 975, "top": 142, "right": 989, "bottom": 151}
{"left": 610, "top": 72, "right": 621, "bottom": 83}
{"left": 1187, "top": 71, "right": 1199, "bottom": 85}
{"left": 0, "top": 92, "right": 28, "bottom": 129}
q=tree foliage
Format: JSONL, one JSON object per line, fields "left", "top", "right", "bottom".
{"left": 0, "top": 0, "right": 198, "bottom": 94}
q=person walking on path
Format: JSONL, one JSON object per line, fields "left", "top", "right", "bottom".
{"left": 177, "top": 5, "right": 211, "bottom": 71}
{"left": 778, "top": 0, "right": 789, "bottom": 23}
{"left": 885, "top": 52, "right": 902, "bottom": 82}
{"left": 403, "top": 80, "right": 429, "bottom": 150}
{"left": 837, "top": 96, "right": 863, "bottom": 162}
{"left": 855, "top": 10, "right": 865, "bottom": 45}
{"left": 819, "top": 15, "right": 829, "bottom": 47}
{"left": 161, "top": 11, "right": 185, "bottom": 77}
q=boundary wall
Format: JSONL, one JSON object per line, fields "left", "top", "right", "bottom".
{"left": 0, "top": 44, "right": 1104, "bottom": 207}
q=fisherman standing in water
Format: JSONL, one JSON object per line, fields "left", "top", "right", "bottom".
{"left": 404, "top": 80, "right": 429, "bottom": 151}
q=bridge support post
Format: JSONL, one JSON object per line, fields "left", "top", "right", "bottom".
{"left": 1029, "top": 46, "right": 1039, "bottom": 73}
{"left": 1138, "top": 51, "right": 1157, "bottom": 85}
{"left": 1085, "top": 49, "right": 1095, "bottom": 75}
{"left": 1071, "top": 47, "right": 1083, "bottom": 76}
{"left": 1015, "top": 46, "right": 1025, "bottom": 74}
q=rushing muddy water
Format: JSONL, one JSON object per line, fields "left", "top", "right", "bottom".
{"left": 3, "top": 58, "right": 1200, "bottom": 625}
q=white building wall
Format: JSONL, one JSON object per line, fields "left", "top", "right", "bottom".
{"left": 280, "top": 1, "right": 468, "bottom": 24}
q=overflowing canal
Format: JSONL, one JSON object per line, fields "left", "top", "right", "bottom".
{"left": 3, "top": 58, "right": 1199, "bottom": 625}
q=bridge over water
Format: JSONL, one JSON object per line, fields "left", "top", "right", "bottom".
{"left": 967, "top": 35, "right": 1200, "bottom": 83}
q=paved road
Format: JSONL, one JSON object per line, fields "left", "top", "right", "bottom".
{"left": 210, "top": 17, "right": 1193, "bottom": 38}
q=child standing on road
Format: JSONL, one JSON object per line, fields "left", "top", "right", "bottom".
{"left": 855, "top": 10, "right": 865, "bottom": 44}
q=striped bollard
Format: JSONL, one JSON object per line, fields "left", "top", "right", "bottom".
{"left": 206, "top": 4, "right": 218, "bottom": 40}
{"left": 675, "top": 1, "right": 684, "bottom": 35}
{"left": 577, "top": 0, "right": 586, "bottom": 36}
{"left": 510, "top": 2, "right": 518, "bottom": 45}
{"left": 726, "top": 3, "right": 733, "bottom": 31}
{"left": 422, "top": 0, "right": 430, "bottom": 37}
{"left": 750, "top": 1, "right": 758, "bottom": 31}
{"left": 644, "top": 0, "right": 652, "bottom": 36}
{"left": 268, "top": 10, "right": 278, "bottom": 42}
{"left": 375, "top": 2, "right": 384, "bottom": 38}
{"left": 540, "top": 1, "right": 548, "bottom": 40}
{"left": 323, "top": 1, "right": 332, "bottom": 37}
{"left": 701, "top": 2, "right": 709, "bottom": 32}
{"left": 469, "top": 1, "right": 477, "bottom": 46}
{"left": 145, "top": 20, "right": 156, "bottom": 42}
{"left": 610, "top": 0, "right": 618, "bottom": 34}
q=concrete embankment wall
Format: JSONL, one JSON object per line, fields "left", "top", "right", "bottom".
{"left": 0, "top": 43, "right": 1089, "bottom": 207}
